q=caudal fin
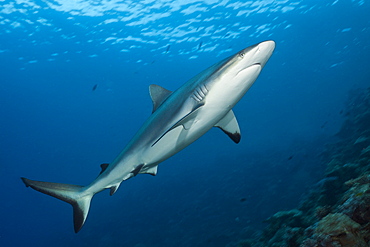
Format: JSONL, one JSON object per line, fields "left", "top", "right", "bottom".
{"left": 21, "top": 177, "right": 93, "bottom": 233}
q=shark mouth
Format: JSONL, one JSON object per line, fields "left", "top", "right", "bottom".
{"left": 236, "top": 63, "right": 262, "bottom": 77}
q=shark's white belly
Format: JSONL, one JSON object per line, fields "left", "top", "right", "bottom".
{"left": 141, "top": 109, "right": 223, "bottom": 165}
{"left": 141, "top": 63, "right": 262, "bottom": 166}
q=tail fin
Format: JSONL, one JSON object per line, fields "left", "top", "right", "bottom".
{"left": 21, "top": 177, "right": 93, "bottom": 233}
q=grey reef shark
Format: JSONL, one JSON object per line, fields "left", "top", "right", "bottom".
{"left": 21, "top": 40, "right": 275, "bottom": 233}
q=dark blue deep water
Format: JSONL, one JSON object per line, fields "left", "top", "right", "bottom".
{"left": 1, "top": 1, "right": 369, "bottom": 246}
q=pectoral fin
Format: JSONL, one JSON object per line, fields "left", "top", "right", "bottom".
{"left": 215, "top": 110, "right": 241, "bottom": 143}
{"left": 151, "top": 103, "right": 204, "bottom": 147}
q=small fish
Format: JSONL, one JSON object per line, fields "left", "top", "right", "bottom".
{"left": 92, "top": 84, "right": 97, "bottom": 91}
{"left": 240, "top": 198, "right": 247, "bottom": 202}
{"left": 321, "top": 121, "right": 328, "bottom": 129}
{"left": 165, "top": 45, "right": 170, "bottom": 53}
{"left": 288, "top": 155, "right": 293, "bottom": 160}
{"left": 198, "top": 41, "right": 203, "bottom": 51}
{"left": 355, "top": 192, "right": 364, "bottom": 197}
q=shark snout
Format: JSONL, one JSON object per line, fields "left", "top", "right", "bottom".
{"left": 258, "top": 40, "right": 276, "bottom": 52}
{"left": 256, "top": 40, "right": 275, "bottom": 67}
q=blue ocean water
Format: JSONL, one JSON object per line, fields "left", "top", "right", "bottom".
{"left": 0, "top": 0, "right": 369, "bottom": 246}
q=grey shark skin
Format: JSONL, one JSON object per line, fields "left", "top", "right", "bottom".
{"left": 21, "top": 40, "right": 275, "bottom": 233}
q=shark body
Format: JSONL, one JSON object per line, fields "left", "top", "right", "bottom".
{"left": 21, "top": 40, "right": 275, "bottom": 233}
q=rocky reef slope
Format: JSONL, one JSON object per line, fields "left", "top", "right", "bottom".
{"left": 233, "top": 87, "right": 370, "bottom": 247}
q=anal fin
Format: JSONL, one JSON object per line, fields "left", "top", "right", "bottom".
{"left": 110, "top": 184, "right": 120, "bottom": 196}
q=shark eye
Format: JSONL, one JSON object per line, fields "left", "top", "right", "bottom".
{"left": 239, "top": 52, "right": 245, "bottom": 58}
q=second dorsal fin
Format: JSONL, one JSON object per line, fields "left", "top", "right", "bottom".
{"left": 149, "top": 84, "right": 172, "bottom": 113}
{"left": 99, "top": 163, "right": 109, "bottom": 175}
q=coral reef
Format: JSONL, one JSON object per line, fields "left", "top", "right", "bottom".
{"left": 229, "top": 88, "right": 370, "bottom": 247}
{"left": 302, "top": 213, "right": 367, "bottom": 247}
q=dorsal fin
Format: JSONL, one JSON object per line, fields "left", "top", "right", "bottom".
{"left": 149, "top": 84, "right": 172, "bottom": 113}
{"left": 99, "top": 163, "right": 109, "bottom": 175}
{"left": 214, "top": 110, "right": 241, "bottom": 144}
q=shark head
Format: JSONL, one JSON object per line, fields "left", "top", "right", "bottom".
{"left": 237, "top": 40, "right": 275, "bottom": 69}
{"left": 209, "top": 40, "right": 275, "bottom": 86}
{"left": 218, "top": 40, "right": 275, "bottom": 79}
{"left": 203, "top": 40, "right": 275, "bottom": 109}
